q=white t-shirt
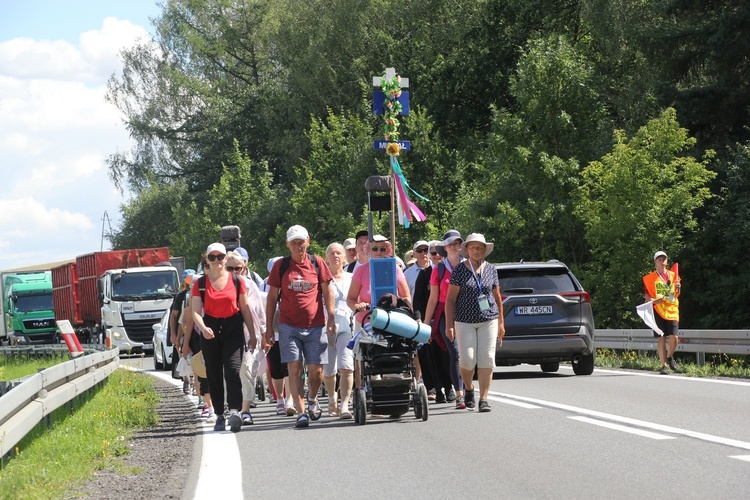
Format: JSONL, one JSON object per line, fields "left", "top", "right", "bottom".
{"left": 404, "top": 263, "right": 429, "bottom": 300}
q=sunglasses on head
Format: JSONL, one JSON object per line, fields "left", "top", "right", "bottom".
{"left": 414, "top": 248, "right": 428, "bottom": 254}
{"left": 207, "top": 253, "right": 225, "bottom": 262}
{"left": 370, "top": 247, "right": 388, "bottom": 252}
{"left": 226, "top": 265, "right": 243, "bottom": 272}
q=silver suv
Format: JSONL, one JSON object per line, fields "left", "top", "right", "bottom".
{"left": 494, "top": 261, "right": 595, "bottom": 375}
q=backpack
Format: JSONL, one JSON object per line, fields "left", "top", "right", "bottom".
{"left": 278, "top": 254, "right": 321, "bottom": 282}
{"left": 197, "top": 273, "right": 241, "bottom": 308}
{"left": 437, "top": 262, "right": 447, "bottom": 283}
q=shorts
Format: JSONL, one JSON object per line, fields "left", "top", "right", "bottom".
{"left": 278, "top": 323, "right": 328, "bottom": 365}
{"left": 267, "top": 341, "right": 288, "bottom": 380}
{"left": 323, "top": 330, "right": 355, "bottom": 376}
{"left": 653, "top": 314, "right": 679, "bottom": 338}
{"left": 455, "top": 319, "right": 498, "bottom": 370}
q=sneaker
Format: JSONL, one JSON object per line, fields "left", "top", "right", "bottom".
{"left": 668, "top": 356, "right": 679, "bottom": 372}
{"left": 276, "top": 403, "right": 287, "bottom": 416}
{"left": 455, "top": 396, "right": 466, "bottom": 410}
{"left": 183, "top": 379, "right": 190, "bottom": 394}
{"left": 295, "top": 413, "right": 310, "bottom": 428}
{"left": 228, "top": 411, "right": 242, "bottom": 432}
{"left": 213, "top": 415, "right": 226, "bottom": 431}
{"left": 241, "top": 411, "right": 254, "bottom": 426}
{"left": 465, "top": 389, "right": 475, "bottom": 411}
{"left": 205, "top": 408, "right": 216, "bottom": 421}
{"left": 447, "top": 388, "right": 457, "bottom": 402}
{"left": 427, "top": 391, "right": 436, "bottom": 401}
{"left": 249, "top": 401, "right": 258, "bottom": 409}
{"left": 201, "top": 406, "right": 212, "bottom": 417}
{"left": 659, "top": 366, "right": 669, "bottom": 375}
{"left": 339, "top": 410, "right": 353, "bottom": 420}
{"left": 478, "top": 400, "right": 491, "bottom": 413}
{"left": 285, "top": 405, "right": 297, "bottom": 416}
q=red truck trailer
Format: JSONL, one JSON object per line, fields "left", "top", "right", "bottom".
{"left": 52, "top": 247, "right": 178, "bottom": 349}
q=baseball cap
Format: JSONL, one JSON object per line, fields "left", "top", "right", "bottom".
{"left": 286, "top": 225, "right": 309, "bottom": 242}
{"left": 181, "top": 269, "right": 196, "bottom": 282}
{"left": 343, "top": 238, "right": 356, "bottom": 250}
{"left": 206, "top": 242, "right": 226, "bottom": 255}
{"left": 654, "top": 251, "right": 667, "bottom": 261}
{"left": 235, "top": 247, "right": 249, "bottom": 262}
{"left": 412, "top": 240, "right": 429, "bottom": 251}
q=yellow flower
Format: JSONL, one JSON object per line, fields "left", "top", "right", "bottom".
{"left": 386, "top": 142, "right": 400, "bottom": 156}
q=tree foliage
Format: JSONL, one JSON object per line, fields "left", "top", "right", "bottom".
{"left": 105, "top": 0, "right": 749, "bottom": 328}
{"left": 575, "top": 108, "right": 715, "bottom": 327}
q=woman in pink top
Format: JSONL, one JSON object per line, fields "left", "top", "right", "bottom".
{"left": 346, "top": 235, "right": 411, "bottom": 327}
{"left": 423, "top": 230, "right": 465, "bottom": 409}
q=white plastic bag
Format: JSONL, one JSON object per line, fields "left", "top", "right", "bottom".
{"left": 177, "top": 356, "right": 193, "bottom": 377}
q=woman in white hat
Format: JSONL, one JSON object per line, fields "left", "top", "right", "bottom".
{"left": 444, "top": 233, "right": 505, "bottom": 413}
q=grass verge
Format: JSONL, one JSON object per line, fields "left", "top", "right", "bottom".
{"left": 0, "top": 351, "right": 72, "bottom": 381}
{"left": 0, "top": 368, "right": 159, "bottom": 500}
{"left": 596, "top": 349, "right": 750, "bottom": 378}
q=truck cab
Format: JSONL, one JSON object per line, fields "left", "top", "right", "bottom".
{"left": 3, "top": 272, "right": 57, "bottom": 344}
{"left": 100, "top": 265, "right": 179, "bottom": 352}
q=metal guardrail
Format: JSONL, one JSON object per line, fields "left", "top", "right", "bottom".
{"left": 595, "top": 329, "right": 750, "bottom": 364}
{"left": 0, "top": 347, "right": 120, "bottom": 457}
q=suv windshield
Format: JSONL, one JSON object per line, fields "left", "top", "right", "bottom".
{"left": 498, "top": 267, "right": 578, "bottom": 294}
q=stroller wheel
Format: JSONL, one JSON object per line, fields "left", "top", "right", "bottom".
{"left": 355, "top": 388, "right": 367, "bottom": 425}
{"left": 417, "top": 384, "right": 429, "bottom": 421}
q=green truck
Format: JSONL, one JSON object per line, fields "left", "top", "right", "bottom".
{"left": 1, "top": 271, "right": 58, "bottom": 344}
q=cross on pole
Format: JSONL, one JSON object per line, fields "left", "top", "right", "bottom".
{"left": 372, "top": 67, "right": 409, "bottom": 88}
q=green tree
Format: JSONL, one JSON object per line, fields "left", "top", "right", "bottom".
{"left": 681, "top": 142, "right": 750, "bottom": 328}
{"left": 575, "top": 108, "right": 715, "bottom": 327}
{"left": 109, "top": 181, "right": 187, "bottom": 250}
{"left": 170, "top": 139, "right": 283, "bottom": 272}
{"left": 455, "top": 34, "right": 608, "bottom": 267}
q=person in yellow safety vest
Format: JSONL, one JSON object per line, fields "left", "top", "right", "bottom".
{"left": 643, "top": 251, "right": 682, "bottom": 374}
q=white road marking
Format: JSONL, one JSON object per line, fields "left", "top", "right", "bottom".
{"left": 488, "top": 390, "right": 750, "bottom": 452}
{"left": 146, "top": 370, "right": 244, "bottom": 500}
{"left": 486, "top": 395, "right": 541, "bottom": 409}
{"left": 558, "top": 365, "right": 750, "bottom": 387}
{"left": 729, "top": 455, "right": 750, "bottom": 463}
{"left": 569, "top": 416, "right": 675, "bottom": 440}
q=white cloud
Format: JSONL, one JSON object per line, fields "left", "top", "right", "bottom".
{"left": 0, "top": 17, "right": 148, "bottom": 83}
{"left": 0, "top": 17, "right": 150, "bottom": 271}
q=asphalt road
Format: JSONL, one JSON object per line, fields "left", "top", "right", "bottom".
{"left": 133, "top": 357, "right": 750, "bottom": 499}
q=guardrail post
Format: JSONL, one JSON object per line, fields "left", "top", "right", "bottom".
{"left": 696, "top": 352, "right": 705, "bottom": 366}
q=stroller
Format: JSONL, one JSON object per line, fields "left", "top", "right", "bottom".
{"left": 352, "top": 294, "right": 429, "bottom": 425}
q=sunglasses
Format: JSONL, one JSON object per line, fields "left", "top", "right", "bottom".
{"left": 370, "top": 247, "right": 388, "bottom": 252}
{"left": 430, "top": 252, "right": 439, "bottom": 256}
{"left": 207, "top": 253, "right": 226, "bottom": 262}
{"left": 226, "top": 266, "right": 244, "bottom": 272}
{"left": 414, "top": 248, "right": 428, "bottom": 254}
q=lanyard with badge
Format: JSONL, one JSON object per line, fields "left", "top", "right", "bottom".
{"left": 469, "top": 260, "right": 491, "bottom": 311}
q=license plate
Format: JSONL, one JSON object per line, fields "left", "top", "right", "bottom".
{"left": 515, "top": 306, "right": 553, "bottom": 315}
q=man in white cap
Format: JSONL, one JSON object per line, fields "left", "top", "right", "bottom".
{"left": 403, "top": 240, "right": 430, "bottom": 299}
{"left": 343, "top": 238, "right": 357, "bottom": 266}
{"left": 264, "top": 225, "right": 336, "bottom": 427}
{"left": 643, "top": 250, "right": 682, "bottom": 374}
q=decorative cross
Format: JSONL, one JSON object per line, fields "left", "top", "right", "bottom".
{"left": 372, "top": 67, "right": 409, "bottom": 88}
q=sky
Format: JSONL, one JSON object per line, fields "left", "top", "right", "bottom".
{"left": 0, "top": 0, "right": 162, "bottom": 272}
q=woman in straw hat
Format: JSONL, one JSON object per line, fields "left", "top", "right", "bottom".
{"left": 444, "top": 233, "right": 505, "bottom": 413}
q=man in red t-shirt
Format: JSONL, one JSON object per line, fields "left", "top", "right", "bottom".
{"left": 264, "top": 225, "right": 336, "bottom": 427}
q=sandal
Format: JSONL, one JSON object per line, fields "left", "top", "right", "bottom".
{"left": 295, "top": 413, "right": 310, "bottom": 428}
{"left": 307, "top": 399, "right": 322, "bottom": 421}
{"left": 241, "top": 411, "right": 254, "bottom": 425}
